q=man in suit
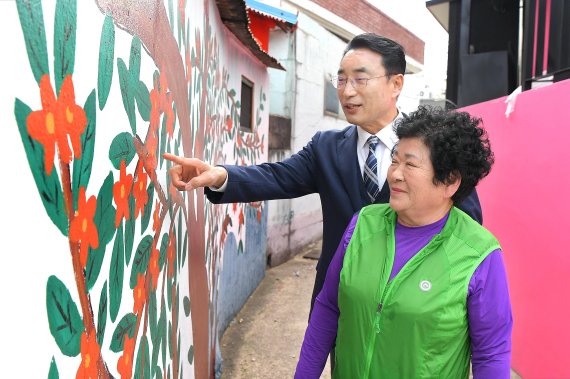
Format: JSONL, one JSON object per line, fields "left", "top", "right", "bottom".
{"left": 164, "top": 33, "right": 482, "bottom": 314}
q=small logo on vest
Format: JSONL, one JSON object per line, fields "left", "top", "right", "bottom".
{"left": 419, "top": 280, "right": 432, "bottom": 292}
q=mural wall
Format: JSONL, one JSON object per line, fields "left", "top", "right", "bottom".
{"left": 0, "top": 0, "right": 269, "bottom": 378}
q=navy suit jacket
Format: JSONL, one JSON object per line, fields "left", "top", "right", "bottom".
{"left": 205, "top": 125, "right": 482, "bottom": 307}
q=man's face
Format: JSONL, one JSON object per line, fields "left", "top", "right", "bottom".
{"left": 337, "top": 48, "right": 402, "bottom": 134}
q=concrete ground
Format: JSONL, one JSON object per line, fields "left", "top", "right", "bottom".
{"left": 220, "top": 240, "right": 521, "bottom": 379}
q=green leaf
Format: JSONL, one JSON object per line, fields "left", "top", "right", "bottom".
{"left": 125, "top": 195, "right": 136, "bottom": 265}
{"left": 238, "top": 239, "right": 244, "bottom": 255}
{"left": 86, "top": 172, "right": 116, "bottom": 289}
{"left": 46, "top": 275, "right": 82, "bottom": 357}
{"left": 109, "top": 222, "right": 125, "bottom": 322}
{"left": 98, "top": 16, "right": 115, "bottom": 110}
{"left": 183, "top": 296, "right": 190, "bottom": 317}
{"left": 134, "top": 335, "right": 151, "bottom": 379}
{"left": 97, "top": 281, "right": 108, "bottom": 346}
{"left": 160, "top": 298, "right": 167, "bottom": 368}
{"left": 110, "top": 312, "right": 137, "bottom": 352}
{"left": 108, "top": 132, "right": 136, "bottom": 170}
{"left": 53, "top": 0, "right": 76, "bottom": 93}
{"left": 14, "top": 99, "right": 68, "bottom": 236}
{"left": 140, "top": 182, "right": 154, "bottom": 234}
{"left": 130, "top": 235, "right": 153, "bottom": 288}
{"left": 159, "top": 233, "right": 169, "bottom": 270}
{"left": 151, "top": 321, "right": 162, "bottom": 374}
{"left": 118, "top": 58, "right": 136, "bottom": 134}
{"left": 129, "top": 37, "right": 141, "bottom": 85}
{"left": 48, "top": 356, "right": 59, "bottom": 379}
{"left": 16, "top": 0, "right": 50, "bottom": 84}
{"left": 149, "top": 287, "right": 158, "bottom": 342}
{"left": 187, "top": 344, "right": 194, "bottom": 364}
{"left": 72, "top": 90, "right": 96, "bottom": 210}
{"left": 135, "top": 80, "right": 151, "bottom": 121}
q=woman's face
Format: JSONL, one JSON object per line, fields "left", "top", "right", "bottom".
{"left": 388, "top": 137, "right": 457, "bottom": 226}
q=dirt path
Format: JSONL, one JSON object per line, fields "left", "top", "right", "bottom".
{"left": 220, "top": 241, "right": 330, "bottom": 379}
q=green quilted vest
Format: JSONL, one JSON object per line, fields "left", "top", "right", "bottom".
{"left": 334, "top": 204, "right": 500, "bottom": 379}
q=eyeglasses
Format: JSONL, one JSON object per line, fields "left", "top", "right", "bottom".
{"left": 330, "top": 74, "right": 393, "bottom": 89}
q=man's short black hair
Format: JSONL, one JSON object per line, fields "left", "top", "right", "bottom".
{"left": 343, "top": 33, "right": 406, "bottom": 75}
{"left": 394, "top": 106, "right": 494, "bottom": 203}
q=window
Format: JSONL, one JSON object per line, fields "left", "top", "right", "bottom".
{"left": 324, "top": 77, "right": 339, "bottom": 115}
{"left": 240, "top": 76, "right": 254, "bottom": 132}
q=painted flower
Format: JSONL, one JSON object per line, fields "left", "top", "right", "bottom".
{"left": 226, "top": 115, "right": 232, "bottom": 133}
{"left": 167, "top": 233, "right": 176, "bottom": 278}
{"left": 27, "top": 74, "right": 86, "bottom": 175}
{"left": 133, "top": 163, "right": 148, "bottom": 219}
{"left": 69, "top": 187, "right": 99, "bottom": 267}
{"left": 117, "top": 334, "right": 135, "bottom": 379}
{"left": 113, "top": 160, "right": 133, "bottom": 227}
{"left": 75, "top": 330, "right": 100, "bottom": 379}
{"left": 145, "top": 127, "right": 158, "bottom": 171}
{"left": 152, "top": 200, "right": 161, "bottom": 232}
{"left": 148, "top": 244, "right": 160, "bottom": 290}
{"left": 239, "top": 208, "right": 244, "bottom": 226}
{"left": 133, "top": 273, "right": 146, "bottom": 315}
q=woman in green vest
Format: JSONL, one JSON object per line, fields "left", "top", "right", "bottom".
{"left": 295, "top": 106, "right": 512, "bottom": 378}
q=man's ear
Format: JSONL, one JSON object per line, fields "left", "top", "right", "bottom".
{"left": 392, "top": 74, "right": 404, "bottom": 98}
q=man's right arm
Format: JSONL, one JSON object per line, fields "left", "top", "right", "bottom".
{"left": 205, "top": 132, "right": 323, "bottom": 204}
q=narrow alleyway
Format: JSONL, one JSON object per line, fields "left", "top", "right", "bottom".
{"left": 220, "top": 240, "right": 330, "bottom": 379}
{"left": 220, "top": 239, "right": 521, "bottom": 379}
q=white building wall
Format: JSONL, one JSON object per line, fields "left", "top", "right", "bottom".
{"left": 265, "top": 13, "right": 349, "bottom": 266}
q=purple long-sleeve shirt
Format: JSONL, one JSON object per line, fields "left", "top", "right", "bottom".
{"left": 295, "top": 212, "right": 513, "bottom": 378}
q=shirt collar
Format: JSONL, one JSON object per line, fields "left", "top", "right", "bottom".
{"left": 356, "top": 111, "right": 402, "bottom": 150}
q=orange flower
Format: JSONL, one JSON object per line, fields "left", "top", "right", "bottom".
{"left": 117, "top": 334, "right": 135, "bottom": 379}
{"left": 113, "top": 160, "right": 133, "bottom": 227}
{"left": 145, "top": 127, "right": 158, "bottom": 171}
{"left": 75, "top": 330, "right": 100, "bottom": 379}
{"left": 27, "top": 75, "right": 87, "bottom": 175}
{"left": 167, "top": 234, "right": 176, "bottom": 278}
{"left": 149, "top": 76, "right": 161, "bottom": 132}
{"left": 226, "top": 116, "right": 232, "bottom": 133}
{"left": 239, "top": 208, "right": 244, "bottom": 226}
{"left": 69, "top": 187, "right": 99, "bottom": 267}
{"left": 133, "top": 273, "right": 146, "bottom": 315}
{"left": 257, "top": 209, "right": 262, "bottom": 223}
{"left": 132, "top": 163, "right": 148, "bottom": 219}
{"left": 152, "top": 200, "right": 161, "bottom": 232}
{"left": 148, "top": 245, "right": 160, "bottom": 290}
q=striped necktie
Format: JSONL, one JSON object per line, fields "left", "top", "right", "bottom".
{"left": 363, "top": 136, "right": 380, "bottom": 203}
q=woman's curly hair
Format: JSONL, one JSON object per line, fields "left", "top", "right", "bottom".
{"left": 394, "top": 106, "right": 494, "bottom": 203}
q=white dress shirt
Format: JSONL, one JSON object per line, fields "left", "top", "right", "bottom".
{"left": 356, "top": 112, "right": 402, "bottom": 190}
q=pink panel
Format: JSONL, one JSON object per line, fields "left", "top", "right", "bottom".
{"left": 461, "top": 79, "right": 570, "bottom": 379}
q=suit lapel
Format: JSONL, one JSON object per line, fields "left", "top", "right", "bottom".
{"left": 337, "top": 126, "right": 368, "bottom": 211}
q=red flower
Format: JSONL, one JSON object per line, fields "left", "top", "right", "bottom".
{"left": 239, "top": 208, "right": 244, "bottom": 226}
{"left": 75, "top": 330, "right": 100, "bottom": 379}
{"left": 148, "top": 245, "right": 160, "bottom": 290}
{"left": 257, "top": 209, "right": 262, "bottom": 223}
{"left": 167, "top": 234, "right": 176, "bottom": 278}
{"left": 152, "top": 200, "right": 161, "bottom": 232}
{"left": 132, "top": 163, "right": 148, "bottom": 219}
{"left": 145, "top": 127, "right": 158, "bottom": 171}
{"left": 117, "top": 334, "right": 135, "bottom": 379}
{"left": 113, "top": 160, "right": 133, "bottom": 227}
{"left": 232, "top": 202, "right": 238, "bottom": 214}
{"left": 133, "top": 273, "right": 146, "bottom": 315}
{"left": 226, "top": 116, "right": 232, "bottom": 133}
{"left": 27, "top": 75, "right": 87, "bottom": 175}
{"left": 69, "top": 187, "right": 99, "bottom": 267}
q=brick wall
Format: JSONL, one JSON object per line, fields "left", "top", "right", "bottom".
{"left": 311, "top": 0, "right": 424, "bottom": 64}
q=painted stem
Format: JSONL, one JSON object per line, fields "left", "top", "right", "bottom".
{"left": 59, "top": 160, "right": 110, "bottom": 379}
